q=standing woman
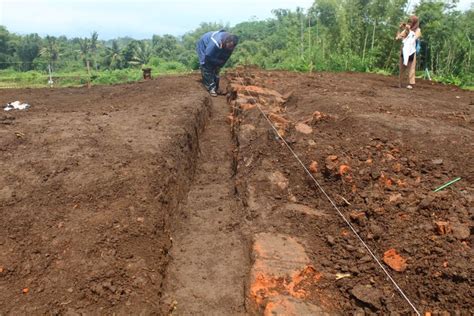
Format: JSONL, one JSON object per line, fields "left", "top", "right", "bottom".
{"left": 396, "top": 15, "right": 422, "bottom": 89}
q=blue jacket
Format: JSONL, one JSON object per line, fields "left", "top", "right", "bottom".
{"left": 196, "top": 30, "right": 235, "bottom": 67}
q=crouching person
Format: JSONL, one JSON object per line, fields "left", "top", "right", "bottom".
{"left": 196, "top": 30, "right": 238, "bottom": 97}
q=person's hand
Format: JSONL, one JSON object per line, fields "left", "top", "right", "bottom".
{"left": 396, "top": 30, "right": 406, "bottom": 40}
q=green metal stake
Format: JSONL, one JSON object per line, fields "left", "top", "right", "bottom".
{"left": 434, "top": 177, "right": 462, "bottom": 192}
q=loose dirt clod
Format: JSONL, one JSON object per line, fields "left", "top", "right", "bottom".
{"left": 451, "top": 222, "right": 470, "bottom": 240}
{"left": 350, "top": 284, "right": 383, "bottom": 310}
{"left": 383, "top": 249, "right": 407, "bottom": 272}
{"left": 435, "top": 221, "right": 451, "bottom": 235}
{"left": 295, "top": 122, "right": 313, "bottom": 135}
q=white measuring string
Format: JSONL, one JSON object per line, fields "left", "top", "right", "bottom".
{"left": 232, "top": 75, "right": 420, "bottom": 315}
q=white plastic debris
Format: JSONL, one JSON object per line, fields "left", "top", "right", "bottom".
{"left": 4, "top": 101, "right": 30, "bottom": 111}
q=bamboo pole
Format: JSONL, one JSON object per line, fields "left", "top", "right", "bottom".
{"left": 362, "top": 29, "right": 369, "bottom": 62}
{"left": 371, "top": 19, "right": 376, "bottom": 51}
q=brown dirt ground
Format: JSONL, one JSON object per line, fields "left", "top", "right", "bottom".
{"left": 229, "top": 68, "right": 473, "bottom": 314}
{"left": 0, "top": 75, "right": 211, "bottom": 314}
{"left": 1, "top": 69, "right": 472, "bottom": 315}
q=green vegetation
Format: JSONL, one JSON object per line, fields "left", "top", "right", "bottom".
{"left": 0, "top": 0, "right": 472, "bottom": 88}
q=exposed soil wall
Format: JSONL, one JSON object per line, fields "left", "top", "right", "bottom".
{"left": 227, "top": 67, "right": 473, "bottom": 315}
{"left": 0, "top": 75, "right": 211, "bottom": 314}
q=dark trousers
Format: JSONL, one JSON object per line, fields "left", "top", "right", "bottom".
{"left": 200, "top": 64, "right": 220, "bottom": 91}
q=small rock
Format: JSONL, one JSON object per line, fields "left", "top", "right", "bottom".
{"left": 326, "top": 235, "right": 336, "bottom": 246}
{"left": 239, "top": 124, "right": 257, "bottom": 147}
{"left": 432, "top": 159, "right": 444, "bottom": 165}
{"left": 268, "top": 171, "right": 289, "bottom": 191}
{"left": 389, "top": 193, "right": 402, "bottom": 204}
{"left": 370, "top": 169, "right": 381, "bottom": 179}
{"left": 295, "top": 122, "right": 313, "bottom": 134}
{"left": 65, "top": 308, "right": 81, "bottom": 316}
{"left": 345, "top": 245, "right": 357, "bottom": 252}
{"left": 419, "top": 195, "right": 435, "bottom": 209}
{"left": 309, "top": 161, "right": 318, "bottom": 174}
{"left": 353, "top": 308, "right": 366, "bottom": 316}
{"left": 324, "top": 156, "right": 339, "bottom": 174}
{"left": 383, "top": 248, "right": 407, "bottom": 272}
{"left": 288, "top": 194, "right": 297, "bottom": 202}
{"left": 349, "top": 266, "right": 359, "bottom": 274}
{"left": 451, "top": 222, "right": 470, "bottom": 240}
{"left": 434, "top": 221, "right": 451, "bottom": 235}
{"left": 350, "top": 284, "right": 383, "bottom": 310}
{"left": 350, "top": 211, "right": 367, "bottom": 224}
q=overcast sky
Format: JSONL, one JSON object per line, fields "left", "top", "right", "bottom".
{"left": 0, "top": 0, "right": 471, "bottom": 40}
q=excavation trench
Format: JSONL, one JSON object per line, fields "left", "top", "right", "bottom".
{"left": 160, "top": 92, "right": 250, "bottom": 315}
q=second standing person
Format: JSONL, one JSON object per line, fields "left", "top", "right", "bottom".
{"left": 396, "top": 15, "right": 422, "bottom": 89}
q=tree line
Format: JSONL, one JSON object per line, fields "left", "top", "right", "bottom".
{"left": 0, "top": 0, "right": 472, "bottom": 86}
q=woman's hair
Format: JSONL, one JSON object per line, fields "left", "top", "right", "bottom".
{"left": 409, "top": 15, "right": 419, "bottom": 31}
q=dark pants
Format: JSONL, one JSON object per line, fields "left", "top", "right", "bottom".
{"left": 200, "top": 64, "right": 220, "bottom": 91}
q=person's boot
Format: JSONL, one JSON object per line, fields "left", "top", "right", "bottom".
{"left": 209, "top": 88, "right": 218, "bottom": 97}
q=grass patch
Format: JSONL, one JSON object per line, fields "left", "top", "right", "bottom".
{"left": 0, "top": 61, "right": 191, "bottom": 88}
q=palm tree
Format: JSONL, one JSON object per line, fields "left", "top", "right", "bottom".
{"left": 40, "top": 35, "right": 59, "bottom": 72}
{"left": 105, "top": 40, "right": 123, "bottom": 69}
{"left": 130, "top": 41, "right": 153, "bottom": 66}
{"left": 78, "top": 37, "right": 92, "bottom": 77}
{"left": 78, "top": 32, "right": 99, "bottom": 77}
{"left": 90, "top": 31, "right": 99, "bottom": 70}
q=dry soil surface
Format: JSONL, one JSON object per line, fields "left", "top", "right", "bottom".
{"left": 0, "top": 70, "right": 472, "bottom": 315}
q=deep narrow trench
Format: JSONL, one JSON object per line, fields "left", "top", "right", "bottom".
{"left": 160, "top": 95, "right": 249, "bottom": 315}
